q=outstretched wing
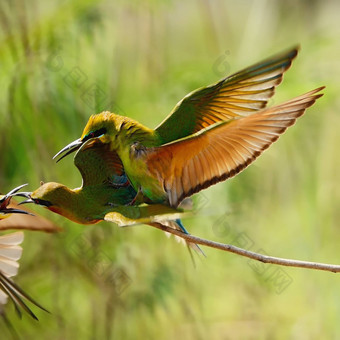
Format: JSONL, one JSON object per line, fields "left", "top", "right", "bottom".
{"left": 146, "top": 87, "right": 324, "bottom": 207}
{"left": 75, "top": 139, "right": 126, "bottom": 187}
{"left": 155, "top": 47, "right": 299, "bottom": 144}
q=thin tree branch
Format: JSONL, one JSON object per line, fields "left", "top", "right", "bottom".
{"left": 149, "top": 223, "right": 340, "bottom": 273}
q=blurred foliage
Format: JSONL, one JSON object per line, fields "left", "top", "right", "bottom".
{"left": 0, "top": 0, "right": 339, "bottom": 338}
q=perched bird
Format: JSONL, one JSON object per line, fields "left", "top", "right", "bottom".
{"left": 0, "top": 232, "right": 48, "bottom": 320}
{"left": 55, "top": 46, "right": 299, "bottom": 162}
{"left": 53, "top": 48, "right": 324, "bottom": 207}
{"left": 19, "top": 140, "right": 200, "bottom": 253}
{"left": 22, "top": 140, "right": 186, "bottom": 225}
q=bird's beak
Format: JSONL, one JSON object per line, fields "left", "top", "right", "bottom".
{"left": 0, "top": 184, "right": 34, "bottom": 215}
{"left": 0, "top": 183, "right": 29, "bottom": 202}
{"left": 6, "top": 183, "right": 28, "bottom": 195}
{"left": 19, "top": 196, "right": 53, "bottom": 208}
{"left": 0, "top": 184, "right": 34, "bottom": 216}
{"left": 17, "top": 192, "right": 36, "bottom": 205}
{"left": 53, "top": 138, "right": 83, "bottom": 163}
{"left": 1, "top": 207, "right": 34, "bottom": 216}
{"left": 18, "top": 197, "right": 35, "bottom": 205}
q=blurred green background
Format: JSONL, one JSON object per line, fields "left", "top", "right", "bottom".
{"left": 1, "top": 0, "right": 339, "bottom": 339}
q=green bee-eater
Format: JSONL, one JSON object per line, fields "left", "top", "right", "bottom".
{"left": 54, "top": 48, "right": 324, "bottom": 207}
{"left": 20, "top": 140, "right": 201, "bottom": 253}
{"left": 55, "top": 47, "right": 299, "bottom": 163}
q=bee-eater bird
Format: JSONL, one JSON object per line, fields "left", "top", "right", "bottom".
{"left": 55, "top": 46, "right": 299, "bottom": 162}
{"left": 53, "top": 48, "right": 324, "bottom": 208}
{"left": 0, "top": 232, "right": 48, "bottom": 320}
{"left": 20, "top": 140, "right": 201, "bottom": 253}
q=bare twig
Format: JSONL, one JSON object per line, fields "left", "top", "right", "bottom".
{"left": 149, "top": 223, "right": 340, "bottom": 273}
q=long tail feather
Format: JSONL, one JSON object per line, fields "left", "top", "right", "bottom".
{"left": 174, "top": 219, "right": 205, "bottom": 257}
{"left": 0, "top": 271, "right": 49, "bottom": 320}
{"left": 155, "top": 219, "right": 206, "bottom": 257}
{"left": 0, "top": 232, "right": 49, "bottom": 320}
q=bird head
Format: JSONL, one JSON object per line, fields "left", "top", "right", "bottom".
{"left": 19, "top": 182, "right": 101, "bottom": 224}
{"left": 19, "top": 182, "right": 68, "bottom": 215}
{"left": 53, "top": 111, "right": 120, "bottom": 162}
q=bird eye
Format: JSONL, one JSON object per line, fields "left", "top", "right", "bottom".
{"left": 96, "top": 127, "right": 107, "bottom": 138}
{"left": 84, "top": 128, "right": 107, "bottom": 142}
{"left": 34, "top": 198, "right": 53, "bottom": 207}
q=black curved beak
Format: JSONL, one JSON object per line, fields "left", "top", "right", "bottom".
{"left": 0, "top": 207, "right": 34, "bottom": 216}
{"left": 16, "top": 192, "right": 36, "bottom": 210}
{"left": 0, "top": 183, "right": 34, "bottom": 216}
{"left": 19, "top": 197, "right": 52, "bottom": 208}
{"left": 0, "top": 184, "right": 29, "bottom": 203}
{"left": 18, "top": 198, "right": 35, "bottom": 205}
{"left": 53, "top": 138, "right": 83, "bottom": 163}
{"left": 0, "top": 184, "right": 34, "bottom": 215}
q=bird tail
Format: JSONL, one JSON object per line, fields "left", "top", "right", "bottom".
{"left": 163, "top": 219, "right": 206, "bottom": 257}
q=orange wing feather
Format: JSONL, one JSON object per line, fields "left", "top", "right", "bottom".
{"left": 155, "top": 47, "right": 299, "bottom": 142}
{"left": 146, "top": 87, "right": 324, "bottom": 207}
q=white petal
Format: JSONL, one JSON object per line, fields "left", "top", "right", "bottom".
{"left": 0, "top": 232, "right": 24, "bottom": 246}
{"left": 0, "top": 257, "right": 19, "bottom": 277}
{"left": 0, "top": 289, "right": 8, "bottom": 305}
{"left": 0, "top": 245, "right": 23, "bottom": 261}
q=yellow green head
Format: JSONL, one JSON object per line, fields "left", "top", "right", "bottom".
{"left": 28, "top": 182, "right": 71, "bottom": 216}
{"left": 80, "top": 111, "right": 122, "bottom": 145}
{"left": 53, "top": 110, "right": 157, "bottom": 162}
{"left": 20, "top": 182, "right": 105, "bottom": 225}
{"left": 53, "top": 111, "right": 125, "bottom": 162}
